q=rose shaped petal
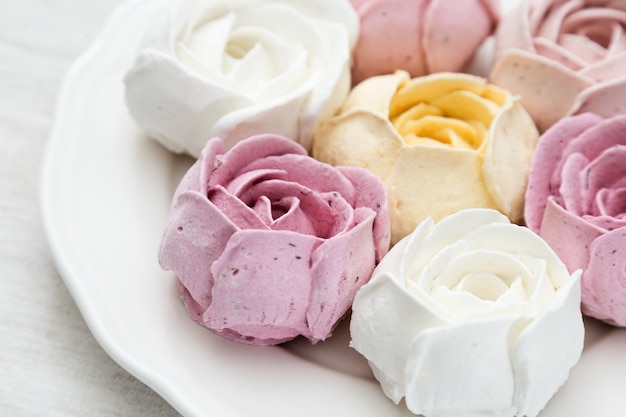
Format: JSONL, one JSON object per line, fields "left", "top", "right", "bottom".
{"left": 525, "top": 112, "right": 626, "bottom": 326}
{"left": 312, "top": 70, "right": 539, "bottom": 244}
{"left": 490, "top": 0, "right": 626, "bottom": 132}
{"left": 350, "top": 208, "right": 584, "bottom": 417}
{"left": 348, "top": 0, "right": 499, "bottom": 84}
{"left": 124, "top": 0, "right": 359, "bottom": 157}
{"left": 159, "top": 134, "right": 390, "bottom": 345}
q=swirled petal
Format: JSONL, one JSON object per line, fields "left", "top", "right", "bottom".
{"left": 585, "top": 213, "right": 626, "bottom": 231}
{"left": 312, "top": 71, "right": 406, "bottom": 181}
{"left": 428, "top": 90, "right": 500, "bottom": 132}
{"left": 204, "top": 229, "right": 321, "bottom": 344}
{"left": 426, "top": 249, "right": 536, "bottom": 318}
{"left": 172, "top": 137, "right": 223, "bottom": 199}
{"left": 124, "top": 50, "right": 257, "bottom": 156}
{"left": 557, "top": 33, "right": 606, "bottom": 65}
{"left": 312, "top": 110, "right": 402, "bottom": 180}
{"left": 223, "top": 167, "right": 286, "bottom": 196}
{"left": 583, "top": 145, "right": 626, "bottom": 215}
{"left": 462, "top": 222, "right": 571, "bottom": 289}
{"left": 349, "top": 269, "right": 447, "bottom": 403}
{"left": 483, "top": 98, "right": 539, "bottom": 222}
{"left": 558, "top": 152, "right": 590, "bottom": 216}
{"left": 511, "top": 271, "right": 583, "bottom": 417}
{"left": 584, "top": 227, "right": 626, "bottom": 325}
{"left": 535, "top": 0, "right": 585, "bottom": 41}
{"left": 217, "top": 5, "right": 315, "bottom": 97}
{"left": 561, "top": 7, "right": 626, "bottom": 33}
{"left": 538, "top": 197, "right": 604, "bottom": 275}
{"left": 385, "top": 146, "right": 496, "bottom": 244}
{"left": 489, "top": 49, "right": 593, "bottom": 131}
{"left": 534, "top": 36, "right": 587, "bottom": 69}
{"left": 244, "top": 153, "right": 357, "bottom": 202}
{"left": 337, "top": 165, "right": 391, "bottom": 260}
{"left": 401, "top": 208, "right": 510, "bottom": 285}
{"left": 268, "top": 197, "right": 314, "bottom": 235}
{"left": 342, "top": 69, "right": 408, "bottom": 114}
{"left": 566, "top": 113, "right": 626, "bottom": 158}
{"left": 390, "top": 72, "right": 489, "bottom": 118}
{"left": 208, "top": 133, "right": 306, "bottom": 186}
{"left": 494, "top": 0, "right": 533, "bottom": 55}
{"left": 238, "top": 179, "right": 353, "bottom": 237}
{"left": 570, "top": 75, "right": 626, "bottom": 117}
{"left": 524, "top": 112, "right": 603, "bottom": 231}
{"left": 159, "top": 190, "right": 238, "bottom": 310}
{"left": 405, "top": 318, "right": 517, "bottom": 416}
{"left": 350, "top": 0, "right": 429, "bottom": 84}
{"left": 208, "top": 185, "right": 269, "bottom": 230}
{"left": 307, "top": 208, "right": 378, "bottom": 340}
{"left": 423, "top": 0, "right": 496, "bottom": 73}
{"left": 594, "top": 188, "right": 626, "bottom": 220}
{"left": 211, "top": 90, "right": 309, "bottom": 150}
{"left": 581, "top": 51, "right": 626, "bottom": 81}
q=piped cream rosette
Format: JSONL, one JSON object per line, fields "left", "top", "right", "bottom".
{"left": 125, "top": 0, "right": 359, "bottom": 157}
{"left": 313, "top": 70, "right": 539, "bottom": 244}
{"left": 350, "top": 208, "right": 584, "bottom": 417}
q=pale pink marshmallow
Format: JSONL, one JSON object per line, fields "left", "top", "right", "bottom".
{"left": 491, "top": 0, "right": 626, "bottom": 132}
{"left": 159, "top": 134, "right": 390, "bottom": 345}
{"left": 349, "top": 0, "right": 498, "bottom": 84}
{"left": 525, "top": 112, "right": 626, "bottom": 326}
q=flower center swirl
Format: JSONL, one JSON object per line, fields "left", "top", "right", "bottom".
{"left": 388, "top": 75, "right": 507, "bottom": 150}
{"left": 401, "top": 211, "right": 564, "bottom": 320}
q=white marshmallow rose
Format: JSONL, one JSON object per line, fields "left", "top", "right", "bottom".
{"left": 124, "top": 0, "right": 359, "bottom": 156}
{"left": 350, "top": 208, "right": 584, "bottom": 417}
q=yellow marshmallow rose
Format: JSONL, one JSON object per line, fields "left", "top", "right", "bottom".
{"left": 313, "top": 71, "right": 539, "bottom": 244}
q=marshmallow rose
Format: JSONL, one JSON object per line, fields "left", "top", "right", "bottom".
{"left": 124, "top": 0, "right": 358, "bottom": 157}
{"left": 491, "top": 0, "right": 626, "bottom": 132}
{"left": 159, "top": 134, "right": 390, "bottom": 345}
{"left": 525, "top": 112, "right": 626, "bottom": 326}
{"left": 313, "top": 70, "right": 539, "bottom": 244}
{"left": 350, "top": 208, "right": 584, "bottom": 417}
{"left": 349, "top": 0, "right": 499, "bottom": 84}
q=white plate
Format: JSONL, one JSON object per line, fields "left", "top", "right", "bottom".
{"left": 40, "top": 0, "right": 626, "bottom": 416}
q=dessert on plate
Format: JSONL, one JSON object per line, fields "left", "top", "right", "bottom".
{"left": 312, "top": 70, "right": 539, "bottom": 244}
{"left": 490, "top": 0, "right": 626, "bottom": 132}
{"left": 350, "top": 208, "right": 584, "bottom": 417}
{"left": 118, "top": 0, "right": 621, "bottom": 414}
{"left": 349, "top": 0, "right": 499, "bottom": 84}
{"left": 124, "top": 0, "right": 359, "bottom": 157}
{"left": 525, "top": 112, "right": 626, "bottom": 327}
{"left": 158, "top": 133, "right": 390, "bottom": 345}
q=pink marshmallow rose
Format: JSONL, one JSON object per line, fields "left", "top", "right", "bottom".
{"left": 159, "top": 134, "right": 390, "bottom": 345}
{"left": 491, "top": 0, "right": 626, "bottom": 132}
{"left": 525, "top": 112, "right": 626, "bottom": 326}
{"left": 349, "top": 0, "right": 499, "bottom": 84}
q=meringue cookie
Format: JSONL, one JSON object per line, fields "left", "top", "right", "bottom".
{"left": 525, "top": 112, "right": 626, "bottom": 326}
{"left": 348, "top": 0, "right": 499, "bottom": 84}
{"left": 312, "top": 70, "right": 539, "bottom": 244}
{"left": 124, "top": 0, "right": 359, "bottom": 156}
{"left": 490, "top": 0, "right": 626, "bottom": 132}
{"left": 159, "top": 134, "right": 390, "bottom": 345}
{"left": 350, "top": 208, "right": 584, "bottom": 417}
